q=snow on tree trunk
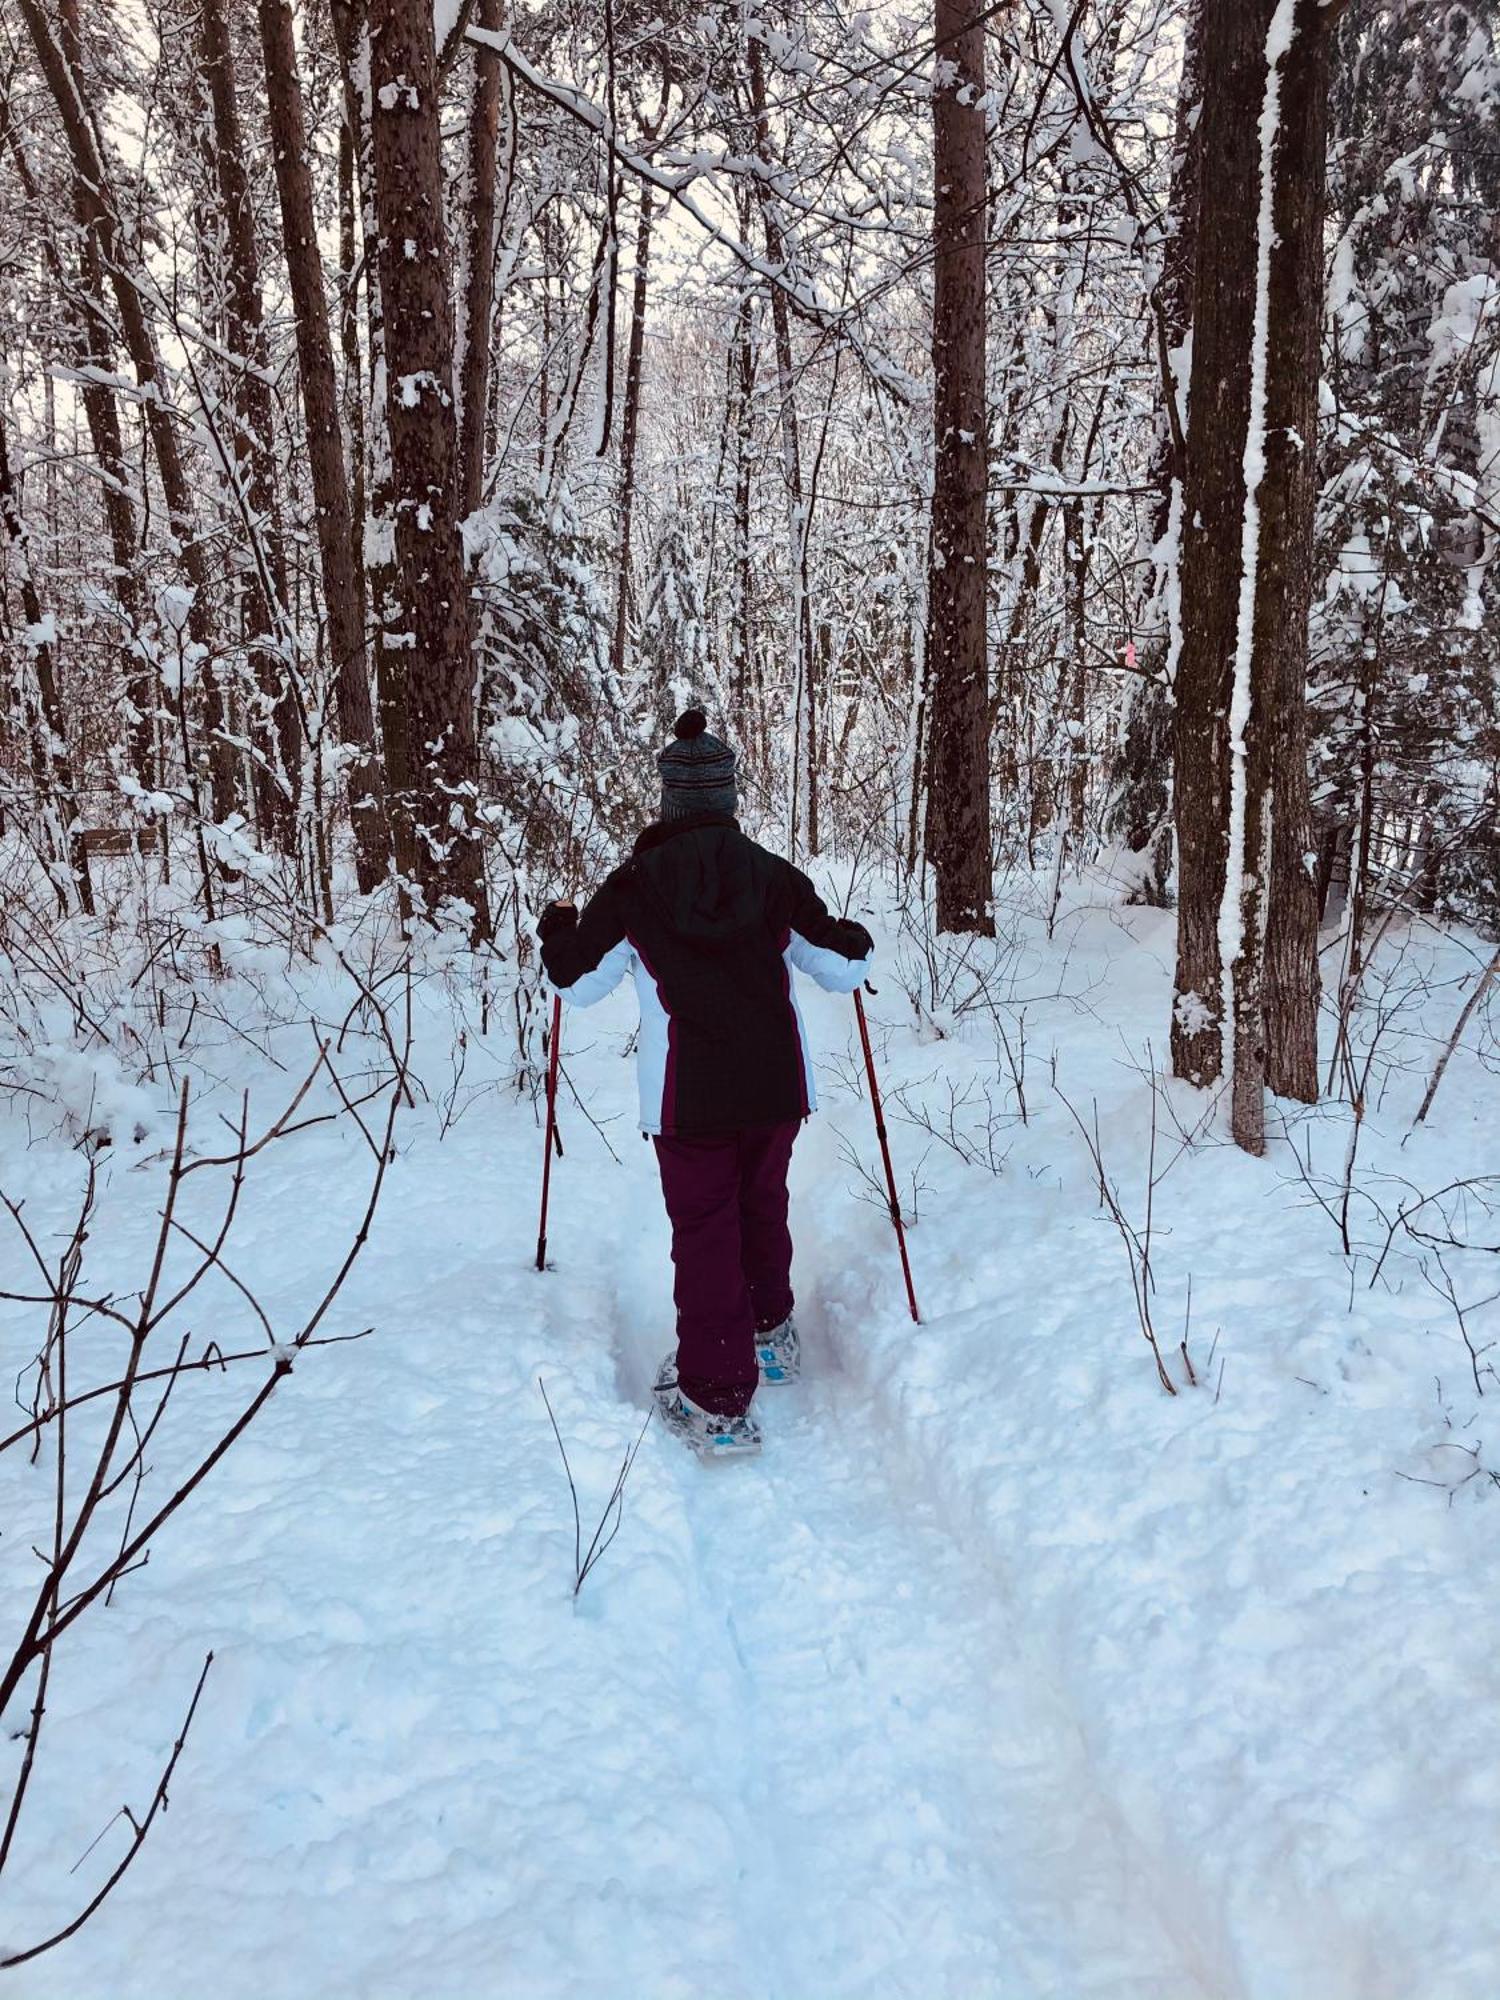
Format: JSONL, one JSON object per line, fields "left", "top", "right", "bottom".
{"left": 333, "top": 0, "right": 415, "bottom": 891}
{"left": 922, "top": 0, "right": 994, "bottom": 936}
{"left": 367, "top": 0, "right": 488, "bottom": 932}
{"left": 1171, "top": 0, "right": 1331, "bottom": 1140}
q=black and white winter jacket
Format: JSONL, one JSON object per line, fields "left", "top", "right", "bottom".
{"left": 540, "top": 814, "right": 874, "bottom": 1138}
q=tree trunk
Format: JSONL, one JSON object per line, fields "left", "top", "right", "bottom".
{"left": 258, "top": 0, "right": 390, "bottom": 894}
{"left": 456, "top": 0, "right": 507, "bottom": 522}
{"left": 22, "top": 0, "right": 237, "bottom": 827}
{"left": 1171, "top": 0, "right": 1331, "bottom": 1145}
{"left": 5, "top": 122, "right": 154, "bottom": 790}
{"left": 1258, "top": 7, "right": 1327, "bottom": 1108}
{"left": 610, "top": 178, "right": 656, "bottom": 689}
{"left": 746, "top": 29, "right": 817, "bottom": 856}
{"left": 0, "top": 403, "right": 94, "bottom": 915}
{"left": 332, "top": 0, "right": 413, "bottom": 889}
{"left": 729, "top": 287, "right": 757, "bottom": 720}
{"left": 201, "top": 0, "right": 299, "bottom": 852}
{"left": 923, "top": 0, "right": 993, "bottom": 935}
{"left": 368, "top": 0, "right": 488, "bottom": 930}
{"left": 1106, "top": 0, "right": 1202, "bottom": 893}
{"left": 336, "top": 88, "right": 366, "bottom": 614}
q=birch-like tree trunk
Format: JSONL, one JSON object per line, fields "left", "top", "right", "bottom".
{"left": 923, "top": 0, "right": 993, "bottom": 934}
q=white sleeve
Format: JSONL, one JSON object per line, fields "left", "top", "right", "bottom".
{"left": 786, "top": 930, "right": 872, "bottom": 995}
{"left": 554, "top": 936, "right": 634, "bottom": 1007}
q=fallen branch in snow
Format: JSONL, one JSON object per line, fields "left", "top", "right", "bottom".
{"left": 0, "top": 1652, "right": 214, "bottom": 1972}
{"left": 1413, "top": 944, "right": 1500, "bottom": 1130}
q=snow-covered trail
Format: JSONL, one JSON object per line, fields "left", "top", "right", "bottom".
{"left": 604, "top": 1144, "right": 1203, "bottom": 2000}
{"left": 8, "top": 955, "right": 1206, "bottom": 2000}
{"left": 522, "top": 979, "right": 1209, "bottom": 2000}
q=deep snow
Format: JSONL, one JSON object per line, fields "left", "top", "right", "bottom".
{"left": 2, "top": 872, "right": 1498, "bottom": 1998}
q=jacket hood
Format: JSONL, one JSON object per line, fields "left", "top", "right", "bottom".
{"left": 631, "top": 817, "right": 761, "bottom": 941}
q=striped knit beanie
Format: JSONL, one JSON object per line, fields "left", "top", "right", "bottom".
{"left": 657, "top": 709, "right": 737, "bottom": 821}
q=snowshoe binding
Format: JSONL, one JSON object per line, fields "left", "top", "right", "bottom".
{"left": 755, "top": 1313, "right": 801, "bottom": 1386}
{"left": 653, "top": 1354, "right": 762, "bottom": 1459}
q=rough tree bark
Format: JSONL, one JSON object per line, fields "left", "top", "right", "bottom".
{"left": 456, "top": 0, "right": 508, "bottom": 522}
{"left": 257, "top": 0, "right": 390, "bottom": 894}
{"left": 610, "top": 177, "right": 657, "bottom": 689}
{"left": 21, "top": 0, "right": 238, "bottom": 826}
{"left": 1257, "top": 8, "right": 1327, "bottom": 1109}
{"left": 923, "top": 0, "right": 993, "bottom": 934}
{"left": 729, "top": 284, "right": 757, "bottom": 720}
{"left": 1171, "top": 0, "right": 1332, "bottom": 1146}
{"left": 331, "top": 0, "right": 412, "bottom": 888}
{"left": 1105, "top": 0, "right": 1202, "bottom": 902}
{"left": 367, "top": 0, "right": 489, "bottom": 929}
{"left": 201, "top": 0, "right": 300, "bottom": 852}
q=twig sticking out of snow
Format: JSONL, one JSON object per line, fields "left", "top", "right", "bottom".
{"left": 538, "top": 1378, "right": 652, "bottom": 1597}
{"left": 1053, "top": 1066, "right": 1195, "bottom": 1396}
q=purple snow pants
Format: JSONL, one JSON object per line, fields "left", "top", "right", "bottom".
{"left": 652, "top": 1121, "right": 799, "bottom": 1418}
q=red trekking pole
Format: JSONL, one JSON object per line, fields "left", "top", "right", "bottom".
{"left": 854, "top": 987, "right": 920, "bottom": 1322}
{"left": 535, "top": 992, "right": 563, "bottom": 1271}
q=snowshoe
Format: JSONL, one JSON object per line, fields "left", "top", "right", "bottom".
{"left": 755, "top": 1313, "right": 801, "bottom": 1386}
{"left": 652, "top": 1354, "right": 762, "bottom": 1459}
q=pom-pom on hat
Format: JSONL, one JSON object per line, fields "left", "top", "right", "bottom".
{"left": 657, "top": 708, "right": 737, "bottom": 822}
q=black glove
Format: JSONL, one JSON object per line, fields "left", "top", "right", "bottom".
{"left": 827, "top": 917, "right": 875, "bottom": 961}
{"left": 537, "top": 900, "right": 577, "bottom": 944}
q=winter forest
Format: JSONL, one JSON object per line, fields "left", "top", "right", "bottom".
{"left": 1, "top": 0, "right": 1498, "bottom": 1990}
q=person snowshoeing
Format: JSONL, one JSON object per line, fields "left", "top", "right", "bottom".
{"left": 538, "top": 710, "right": 874, "bottom": 1458}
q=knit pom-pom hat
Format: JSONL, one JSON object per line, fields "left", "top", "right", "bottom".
{"left": 656, "top": 708, "right": 737, "bottom": 821}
